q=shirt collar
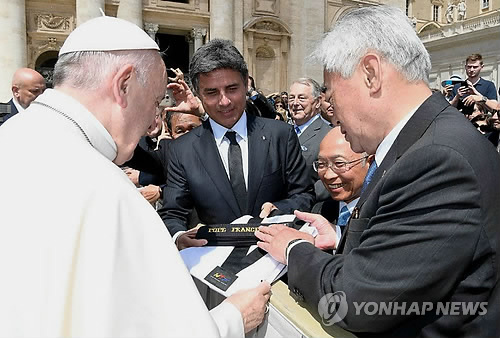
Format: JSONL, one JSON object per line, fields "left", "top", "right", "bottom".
{"left": 294, "top": 114, "right": 320, "bottom": 135}
{"left": 35, "top": 89, "right": 117, "bottom": 161}
{"left": 339, "top": 197, "right": 360, "bottom": 214}
{"left": 12, "top": 98, "right": 25, "bottom": 113}
{"left": 209, "top": 111, "right": 248, "bottom": 146}
{"left": 375, "top": 106, "right": 418, "bottom": 166}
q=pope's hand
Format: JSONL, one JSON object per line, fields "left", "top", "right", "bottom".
{"left": 225, "top": 281, "right": 271, "bottom": 333}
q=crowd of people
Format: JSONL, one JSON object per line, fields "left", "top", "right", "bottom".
{"left": 0, "top": 5, "right": 499, "bottom": 338}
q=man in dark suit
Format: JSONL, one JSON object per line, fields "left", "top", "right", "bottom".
{"left": 289, "top": 78, "right": 331, "bottom": 201}
{"left": 158, "top": 39, "right": 315, "bottom": 250}
{"left": 256, "top": 5, "right": 499, "bottom": 337}
{"left": 0, "top": 68, "right": 45, "bottom": 127}
{"left": 305, "top": 127, "right": 371, "bottom": 250}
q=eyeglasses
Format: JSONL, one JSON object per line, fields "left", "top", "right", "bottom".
{"left": 313, "top": 156, "right": 369, "bottom": 174}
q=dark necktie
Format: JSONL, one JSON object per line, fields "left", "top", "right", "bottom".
{"left": 294, "top": 126, "right": 301, "bottom": 135}
{"left": 361, "top": 160, "right": 378, "bottom": 193}
{"left": 337, "top": 205, "right": 351, "bottom": 235}
{"left": 338, "top": 204, "right": 351, "bottom": 225}
{"left": 225, "top": 131, "right": 247, "bottom": 214}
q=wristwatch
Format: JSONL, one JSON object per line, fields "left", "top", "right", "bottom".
{"left": 479, "top": 96, "right": 487, "bottom": 103}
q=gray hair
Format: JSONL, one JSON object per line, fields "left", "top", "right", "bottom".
{"left": 311, "top": 5, "right": 431, "bottom": 84}
{"left": 52, "top": 50, "right": 160, "bottom": 89}
{"left": 292, "top": 78, "right": 322, "bottom": 100}
{"left": 189, "top": 39, "right": 248, "bottom": 95}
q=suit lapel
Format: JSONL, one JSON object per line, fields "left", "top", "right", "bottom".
{"left": 298, "top": 116, "right": 322, "bottom": 144}
{"left": 247, "top": 115, "right": 270, "bottom": 213}
{"left": 357, "top": 92, "right": 448, "bottom": 207}
{"left": 194, "top": 121, "right": 241, "bottom": 216}
{"left": 338, "top": 93, "right": 449, "bottom": 254}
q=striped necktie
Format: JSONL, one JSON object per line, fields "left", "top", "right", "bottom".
{"left": 337, "top": 205, "right": 351, "bottom": 232}
{"left": 361, "top": 161, "right": 378, "bottom": 193}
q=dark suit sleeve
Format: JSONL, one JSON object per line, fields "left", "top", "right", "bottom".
{"left": 272, "top": 125, "right": 315, "bottom": 212}
{"left": 288, "top": 145, "right": 484, "bottom": 332}
{"left": 157, "top": 142, "right": 193, "bottom": 236}
{"left": 123, "top": 144, "right": 164, "bottom": 180}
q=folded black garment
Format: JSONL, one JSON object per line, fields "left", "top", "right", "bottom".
{"left": 195, "top": 224, "right": 264, "bottom": 246}
{"left": 196, "top": 223, "right": 296, "bottom": 246}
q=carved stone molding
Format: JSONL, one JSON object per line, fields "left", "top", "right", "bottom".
{"left": 32, "top": 13, "right": 74, "bottom": 33}
{"left": 192, "top": 27, "right": 207, "bottom": 39}
{"left": 244, "top": 17, "right": 292, "bottom": 36}
{"left": 254, "top": 20, "right": 283, "bottom": 32}
{"left": 254, "top": 0, "right": 279, "bottom": 17}
{"left": 144, "top": 22, "right": 159, "bottom": 40}
{"left": 255, "top": 44, "right": 275, "bottom": 58}
{"left": 28, "top": 37, "right": 64, "bottom": 69}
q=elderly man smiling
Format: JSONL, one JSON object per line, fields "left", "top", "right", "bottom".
{"left": 305, "top": 127, "right": 372, "bottom": 248}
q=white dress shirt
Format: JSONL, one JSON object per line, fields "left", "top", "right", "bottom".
{"left": 209, "top": 111, "right": 249, "bottom": 188}
{"left": 294, "top": 114, "right": 320, "bottom": 136}
{"left": 374, "top": 106, "right": 419, "bottom": 166}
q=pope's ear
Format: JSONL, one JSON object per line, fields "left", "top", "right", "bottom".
{"left": 112, "top": 64, "right": 134, "bottom": 108}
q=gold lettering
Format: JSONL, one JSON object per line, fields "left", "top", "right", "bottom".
{"left": 208, "top": 227, "right": 226, "bottom": 233}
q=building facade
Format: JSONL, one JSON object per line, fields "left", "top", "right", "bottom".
{"left": 1, "top": 0, "right": 409, "bottom": 102}
{"left": 411, "top": 0, "right": 500, "bottom": 91}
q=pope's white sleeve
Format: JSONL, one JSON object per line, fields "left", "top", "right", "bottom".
{"left": 210, "top": 301, "right": 245, "bottom": 338}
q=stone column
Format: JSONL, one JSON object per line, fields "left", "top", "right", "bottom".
{"left": 210, "top": 0, "right": 233, "bottom": 40}
{"left": 76, "top": 0, "right": 105, "bottom": 26}
{"left": 0, "top": 0, "right": 27, "bottom": 102}
{"left": 192, "top": 27, "right": 207, "bottom": 51}
{"left": 117, "top": 0, "right": 143, "bottom": 27}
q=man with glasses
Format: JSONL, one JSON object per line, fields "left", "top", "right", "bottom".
{"left": 308, "top": 127, "right": 372, "bottom": 248}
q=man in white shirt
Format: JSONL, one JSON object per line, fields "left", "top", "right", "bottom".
{"left": 255, "top": 5, "right": 500, "bottom": 337}
{"left": 158, "top": 39, "right": 314, "bottom": 250}
{"left": 0, "top": 16, "right": 270, "bottom": 338}
{"left": 1, "top": 68, "right": 46, "bottom": 126}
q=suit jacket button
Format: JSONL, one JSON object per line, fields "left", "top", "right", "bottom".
{"left": 291, "top": 287, "right": 304, "bottom": 302}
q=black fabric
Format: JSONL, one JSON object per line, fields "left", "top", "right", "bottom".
{"left": 225, "top": 131, "right": 248, "bottom": 214}
{"left": 220, "top": 247, "right": 249, "bottom": 274}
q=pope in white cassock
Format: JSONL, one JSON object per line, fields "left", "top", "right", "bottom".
{"left": 0, "top": 16, "right": 270, "bottom": 338}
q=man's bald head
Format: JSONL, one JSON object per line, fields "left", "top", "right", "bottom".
{"left": 12, "top": 68, "right": 46, "bottom": 109}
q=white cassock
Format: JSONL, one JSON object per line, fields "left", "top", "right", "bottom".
{"left": 0, "top": 89, "right": 243, "bottom": 338}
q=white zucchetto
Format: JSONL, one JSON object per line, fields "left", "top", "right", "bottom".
{"left": 59, "top": 16, "right": 159, "bottom": 56}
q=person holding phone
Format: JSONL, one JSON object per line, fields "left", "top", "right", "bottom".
{"left": 450, "top": 54, "right": 497, "bottom": 114}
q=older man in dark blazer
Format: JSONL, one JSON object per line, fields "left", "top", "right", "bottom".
{"left": 289, "top": 78, "right": 331, "bottom": 201}
{"left": 158, "top": 39, "right": 315, "bottom": 250}
{"left": 256, "top": 6, "right": 499, "bottom": 337}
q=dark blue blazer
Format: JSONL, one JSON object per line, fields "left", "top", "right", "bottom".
{"left": 0, "top": 99, "right": 19, "bottom": 127}
{"left": 158, "top": 114, "right": 315, "bottom": 236}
